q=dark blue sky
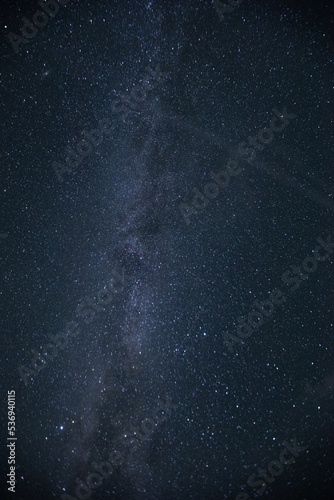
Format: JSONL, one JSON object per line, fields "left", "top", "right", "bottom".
{"left": 0, "top": 1, "right": 333, "bottom": 499}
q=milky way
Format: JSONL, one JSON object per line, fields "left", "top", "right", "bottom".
{"left": 1, "top": 1, "right": 333, "bottom": 499}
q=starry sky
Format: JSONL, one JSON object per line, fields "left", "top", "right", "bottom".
{"left": 0, "top": 1, "right": 333, "bottom": 499}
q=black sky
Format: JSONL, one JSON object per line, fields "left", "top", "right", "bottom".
{"left": 0, "top": 1, "right": 333, "bottom": 499}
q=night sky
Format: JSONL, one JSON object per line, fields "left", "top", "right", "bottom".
{"left": 0, "top": 1, "right": 333, "bottom": 499}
